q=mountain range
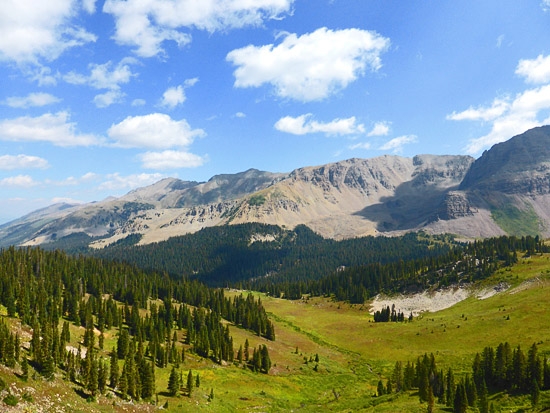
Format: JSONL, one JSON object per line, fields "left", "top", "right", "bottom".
{"left": 2, "top": 125, "right": 550, "bottom": 248}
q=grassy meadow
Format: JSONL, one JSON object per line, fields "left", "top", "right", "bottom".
{"left": 0, "top": 254, "right": 549, "bottom": 411}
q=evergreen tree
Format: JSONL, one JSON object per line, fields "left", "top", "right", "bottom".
{"left": 98, "top": 358, "right": 107, "bottom": 395}
{"left": 531, "top": 379, "right": 540, "bottom": 407}
{"left": 446, "top": 368, "right": 455, "bottom": 407}
{"left": 453, "top": 382, "right": 467, "bottom": 413}
{"left": 478, "top": 378, "right": 489, "bottom": 413}
{"left": 167, "top": 366, "right": 179, "bottom": 397}
{"left": 260, "top": 345, "right": 271, "bottom": 373}
{"left": 109, "top": 348, "right": 119, "bottom": 389}
{"left": 427, "top": 384, "right": 435, "bottom": 413}
{"left": 187, "top": 369, "right": 194, "bottom": 396}
{"left": 377, "top": 380, "right": 385, "bottom": 396}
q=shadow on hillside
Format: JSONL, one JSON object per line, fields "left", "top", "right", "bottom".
{"left": 354, "top": 175, "right": 459, "bottom": 232}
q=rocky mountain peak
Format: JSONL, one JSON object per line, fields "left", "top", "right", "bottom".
{"left": 460, "top": 125, "right": 550, "bottom": 194}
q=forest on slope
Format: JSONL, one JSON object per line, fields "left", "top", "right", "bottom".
{"left": 91, "top": 223, "right": 454, "bottom": 287}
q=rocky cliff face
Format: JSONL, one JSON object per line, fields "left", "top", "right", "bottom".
{"left": 2, "top": 126, "right": 550, "bottom": 248}
{"left": 460, "top": 125, "right": 550, "bottom": 194}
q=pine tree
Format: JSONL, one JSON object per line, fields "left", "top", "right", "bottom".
{"left": 167, "top": 366, "right": 179, "bottom": 396}
{"left": 109, "top": 348, "right": 119, "bottom": 389}
{"left": 446, "top": 368, "right": 455, "bottom": 407}
{"left": 453, "top": 383, "right": 467, "bottom": 413}
{"left": 427, "top": 384, "right": 435, "bottom": 413}
{"left": 260, "top": 345, "right": 271, "bottom": 373}
{"left": 98, "top": 358, "right": 107, "bottom": 395}
{"left": 478, "top": 378, "right": 489, "bottom": 413}
{"left": 377, "top": 380, "right": 385, "bottom": 396}
{"left": 21, "top": 357, "right": 29, "bottom": 380}
{"left": 531, "top": 379, "right": 540, "bottom": 407}
{"left": 187, "top": 369, "right": 194, "bottom": 396}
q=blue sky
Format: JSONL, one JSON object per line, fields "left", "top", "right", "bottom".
{"left": 1, "top": 0, "right": 550, "bottom": 223}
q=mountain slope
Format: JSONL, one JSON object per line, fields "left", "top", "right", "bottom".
{"left": 2, "top": 126, "right": 550, "bottom": 248}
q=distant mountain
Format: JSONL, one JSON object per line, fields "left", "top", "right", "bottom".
{"left": 1, "top": 126, "right": 550, "bottom": 248}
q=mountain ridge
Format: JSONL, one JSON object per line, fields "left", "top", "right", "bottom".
{"left": 2, "top": 126, "right": 550, "bottom": 248}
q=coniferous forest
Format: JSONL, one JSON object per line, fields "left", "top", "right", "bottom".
{"left": 0, "top": 226, "right": 548, "bottom": 411}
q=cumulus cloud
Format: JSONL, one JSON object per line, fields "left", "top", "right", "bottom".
{"left": 161, "top": 86, "right": 185, "bottom": 108}
{"left": 227, "top": 27, "right": 390, "bottom": 101}
{"left": 275, "top": 114, "right": 365, "bottom": 136}
{"left": 0, "top": 111, "right": 101, "bottom": 146}
{"left": 0, "top": 175, "right": 38, "bottom": 188}
{"left": 103, "top": 0, "right": 294, "bottom": 57}
{"left": 140, "top": 150, "right": 206, "bottom": 169}
{"left": 98, "top": 172, "right": 165, "bottom": 191}
{"left": 93, "top": 90, "right": 125, "bottom": 108}
{"left": 367, "top": 121, "right": 391, "bottom": 137}
{"left": 0, "top": 155, "right": 49, "bottom": 170}
{"left": 447, "top": 98, "right": 510, "bottom": 122}
{"left": 64, "top": 59, "right": 137, "bottom": 107}
{"left": 65, "top": 59, "right": 136, "bottom": 89}
{"left": 379, "top": 135, "right": 418, "bottom": 152}
{"left": 516, "top": 54, "right": 550, "bottom": 84}
{"left": 0, "top": 0, "right": 96, "bottom": 63}
{"left": 4, "top": 92, "right": 61, "bottom": 108}
{"left": 107, "top": 113, "right": 205, "bottom": 149}
{"left": 448, "top": 55, "right": 550, "bottom": 155}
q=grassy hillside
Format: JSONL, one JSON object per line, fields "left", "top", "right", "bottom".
{"left": 1, "top": 253, "right": 549, "bottom": 412}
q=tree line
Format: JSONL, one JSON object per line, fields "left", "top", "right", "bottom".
{"left": 248, "top": 235, "right": 548, "bottom": 302}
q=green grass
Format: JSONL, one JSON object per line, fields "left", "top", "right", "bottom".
{"left": 491, "top": 202, "right": 541, "bottom": 236}
{"left": 3, "top": 255, "right": 550, "bottom": 411}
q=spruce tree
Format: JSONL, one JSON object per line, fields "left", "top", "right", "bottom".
{"left": 187, "top": 369, "right": 194, "bottom": 396}
{"left": 167, "top": 366, "right": 179, "bottom": 396}
{"left": 377, "top": 380, "right": 385, "bottom": 396}
{"left": 109, "top": 348, "right": 119, "bottom": 389}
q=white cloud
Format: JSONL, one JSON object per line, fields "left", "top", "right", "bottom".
{"left": 4, "top": 92, "right": 61, "bottom": 108}
{"left": 98, "top": 172, "right": 165, "bottom": 191}
{"left": 107, "top": 113, "right": 205, "bottom": 149}
{"left": 448, "top": 55, "right": 550, "bottom": 155}
{"left": 0, "top": 155, "right": 49, "bottom": 170}
{"left": 496, "top": 34, "right": 505, "bottom": 49}
{"left": 93, "top": 90, "right": 125, "bottom": 108}
{"left": 235, "top": 112, "right": 246, "bottom": 118}
{"left": 0, "top": 111, "right": 101, "bottom": 146}
{"left": 367, "top": 121, "right": 391, "bottom": 137}
{"left": 349, "top": 142, "right": 371, "bottom": 150}
{"left": 227, "top": 27, "right": 390, "bottom": 101}
{"left": 516, "top": 54, "right": 550, "bottom": 84}
{"left": 64, "top": 59, "right": 136, "bottom": 90}
{"left": 0, "top": 175, "right": 38, "bottom": 188}
{"left": 379, "top": 135, "right": 417, "bottom": 152}
{"left": 542, "top": 0, "right": 550, "bottom": 12}
{"left": 160, "top": 85, "right": 186, "bottom": 108}
{"left": 0, "top": 0, "right": 96, "bottom": 63}
{"left": 460, "top": 84, "right": 550, "bottom": 154}
{"left": 275, "top": 114, "right": 365, "bottom": 136}
{"left": 27, "top": 66, "right": 59, "bottom": 86}
{"left": 64, "top": 60, "right": 136, "bottom": 107}
{"left": 132, "top": 99, "right": 146, "bottom": 106}
{"left": 82, "top": 0, "right": 97, "bottom": 14}
{"left": 103, "top": 0, "right": 294, "bottom": 57}
{"left": 447, "top": 98, "right": 510, "bottom": 122}
{"left": 140, "top": 150, "right": 206, "bottom": 169}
